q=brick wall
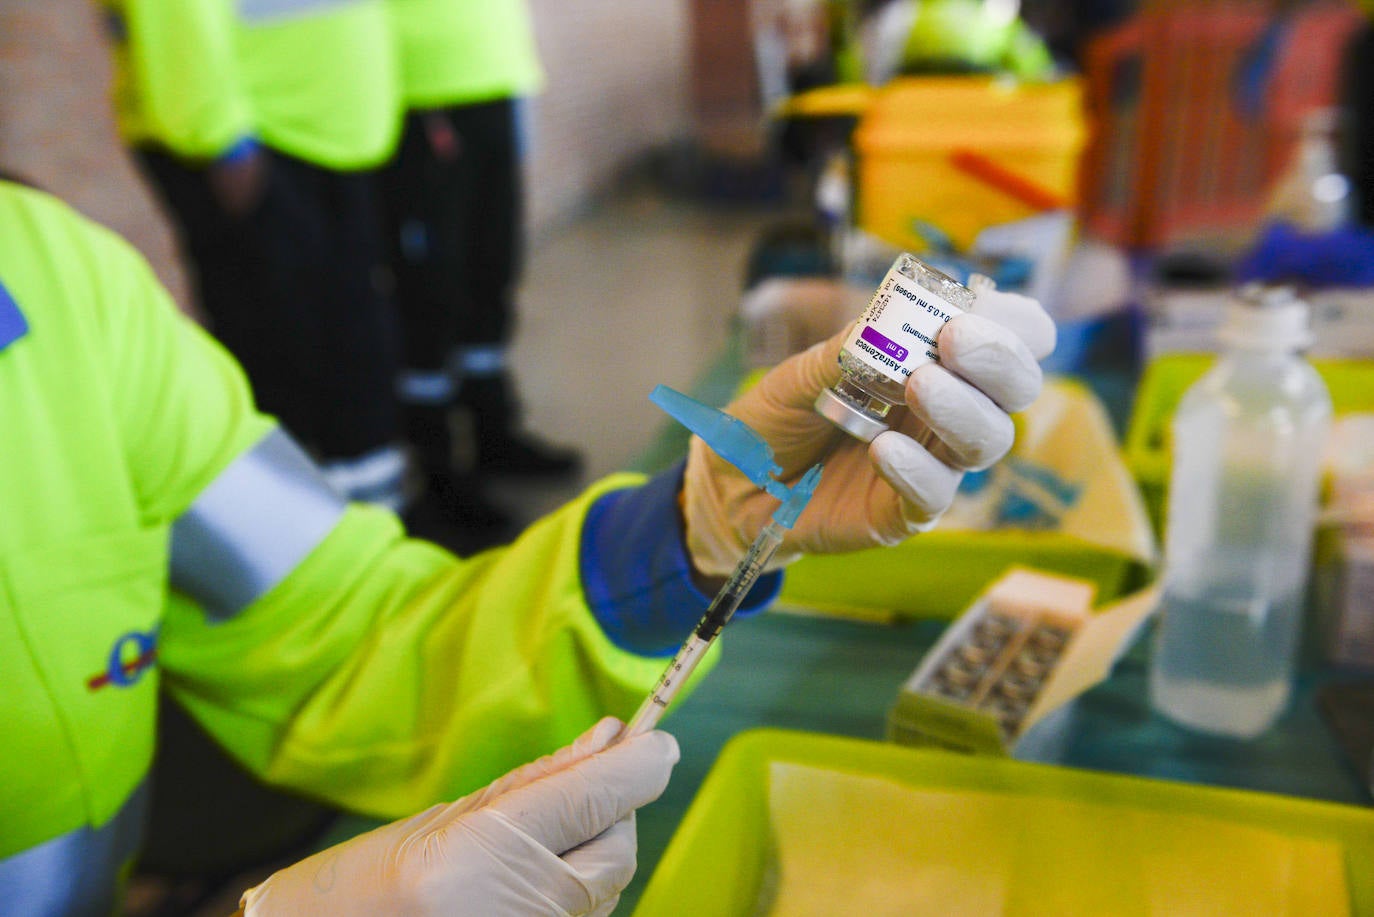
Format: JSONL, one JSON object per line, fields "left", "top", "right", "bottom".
{"left": 0, "top": 0, "right": 190, "bottom": 309}
{"left": 0, "top": 0, "right": 695, "bottom": 307}
{"left": 525, "top": 1, "right": 694, "bottom": 233}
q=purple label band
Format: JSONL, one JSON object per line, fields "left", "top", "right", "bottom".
{"left": 860, "top": 326, "right": 908, "bottom": 362}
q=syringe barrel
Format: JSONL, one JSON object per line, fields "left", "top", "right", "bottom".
{"left": 694, "top": 522, "right": 786, "bottom": 641}
{"left": 620, "top": 522, "right": 789, "bottom": 742}
{"left": 620, "top": 634, "right": 713, "bottom": 740}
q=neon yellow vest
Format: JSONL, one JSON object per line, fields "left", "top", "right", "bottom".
{"left": 0, "top": 180, "right": 271, "bottom": 858}
{"left": 902, "top": 0, "right": 1055, "bottom": 81}
{"left": 0, "top": 181, "right": 671, "bottom": 867}
{"left": 105, "top": 0, "right": 402, "bottom": 170}
{"left": 386, "top": 0, "right": 545, "bottom": 108}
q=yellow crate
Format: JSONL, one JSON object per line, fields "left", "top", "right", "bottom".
{"left": 854, "top": 76, "right": 1086, "bottom": 252}
{"left": 635, "top": 730, "right": 1374, "bottom": 916}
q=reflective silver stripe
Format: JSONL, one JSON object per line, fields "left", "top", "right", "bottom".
{"left": 318, "top": 443, "right": 407, "bottom": 510}
{"left": 0, "top": 781, "right": 148, "bottom": 917}
{"left": 235, "top": 0, "right": 362, "bottom": 25}
{"left": 170, "top": 427, "right": 347, "bottom": 621}
{"left": 396, "top": 369, "right": 455, "bottom": 406}
{"left": 451, "top": 344, "right": 506, "bottom": 377}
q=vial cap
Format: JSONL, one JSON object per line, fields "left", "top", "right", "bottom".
{"left": 1219, "top": 284, "right": 1312, "bottom": 349}
{"left": 814, "top": 387, "right": 890, "bottom": 442}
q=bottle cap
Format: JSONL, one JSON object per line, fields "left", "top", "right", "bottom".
{"left": 814, "top": 387, "right": 890, "bottom": 442}
{"left": 1219, "top": 284, "right": 1312, "bottom": 349}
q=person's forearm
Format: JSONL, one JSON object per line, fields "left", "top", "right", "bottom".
{"left": 160, "top": 479, "right": 685, "bottom": 819}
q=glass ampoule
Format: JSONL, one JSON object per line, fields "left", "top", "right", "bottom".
{"left": 815, "top": 252, "right": 976, "bottom": 441}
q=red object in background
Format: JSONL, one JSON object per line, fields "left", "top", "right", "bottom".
{"left": 1076, "top": 0, "right": 1365, "bottom": 250}
{"left": 949, "top": 149, "right": 1071, "bottom": 212}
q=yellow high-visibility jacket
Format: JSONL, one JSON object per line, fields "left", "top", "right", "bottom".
{"left": 0, "top": 179, "right": 756, "bottom": 912}
{"left": 386, "top": 0, "right": 544, "bottom": 108}
{"left": 104, "top": 0, "right": 402, "bottom": 169}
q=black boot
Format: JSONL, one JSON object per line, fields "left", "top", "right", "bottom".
{"left": 414, "top": 468, "right": 512, "bottom": 530}
{"left": 458, "top": 374, "right": 583, "bottom": 478}
{"left": 400, "top": 400, "right": 513, "bottom": 538}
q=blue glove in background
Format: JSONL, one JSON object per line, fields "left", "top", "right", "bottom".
{"left": 1234, "top": 221, "right": 1374, "bottom": 288}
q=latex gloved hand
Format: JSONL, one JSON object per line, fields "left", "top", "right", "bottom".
{"left": 683, "top": 287, "right": 1056, "bottom": 576}
{"left": 240, "top": 718, "right": 678, "bottom": 917}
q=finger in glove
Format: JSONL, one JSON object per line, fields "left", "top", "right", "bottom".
{"left": 968, "top": 288, "right": 1057, "bottom": 361}
{"left": 869, "top": 430, "right": 963, "bottom": 525}
{"left": 474, "top": 729, "right": 678, "bottom": 858}
{"left": 905, "top": 364, "right": 1015, "bottom": 470}
{"left": 561, "top": 815, "right": 639, "bottom": 909}
{"left": 938, "top": 312, "right": 1044, "bottom": 413}
{"left": 454, "top": 716, "right": 625, "bottom": 815}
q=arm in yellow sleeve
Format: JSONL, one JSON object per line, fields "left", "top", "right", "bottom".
{"left": 158, "top": 482, "right": 687, "bottom": 820}
{"left": 80, "top": 168, "right": 780, "bottom": 820}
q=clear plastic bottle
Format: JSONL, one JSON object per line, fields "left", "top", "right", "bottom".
{"left": 814, "top": 252, "right": 975, "bottom": 441}
{"left": 1148, "top": 286, "right": 1332, "bottom": 738}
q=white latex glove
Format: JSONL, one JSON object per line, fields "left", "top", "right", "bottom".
{"left": 684, "top": 287, "right": 1056, "bottom": 576}
{"left": 240, "top": 718, "right": 679, "bottom": 917}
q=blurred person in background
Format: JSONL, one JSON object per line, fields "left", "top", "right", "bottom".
{"left": 102, "top": 0, "right": 407, "bottom": 509}
{"left": 0, "top": 173, "right": 1052, "bottom": 915}
{"left": 858, "top": 0, "right": 1059, "bottom": 85}
{"left": 381, "top": 0, "right": 582, "bottom": 538}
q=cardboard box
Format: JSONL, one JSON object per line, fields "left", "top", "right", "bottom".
{"left": 1316, "top": 442, "right": 1374, "bottom": 670}
{"left": 1324, "top": 532, "right": 1374, "bottom": 669}
{"left": 886, "top": 568, "right": 1159, "bottom": 759}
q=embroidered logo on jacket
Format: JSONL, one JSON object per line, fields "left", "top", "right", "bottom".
{"left": 87, "top": 627, "right": 159, "bottom": 691}
{"left": 0, "top": 278, "right": 29, "bottom": 352}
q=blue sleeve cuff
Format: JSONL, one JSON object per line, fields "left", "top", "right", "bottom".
{"left": 216, "top": 136, "right": 261, "bottom": 166}
{"left": 580, "top": 461, "right": 782, "bottom": 656}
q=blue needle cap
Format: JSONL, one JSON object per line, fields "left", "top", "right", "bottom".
{"left": 650, "top": 384, "right": 822, "bottom": 530}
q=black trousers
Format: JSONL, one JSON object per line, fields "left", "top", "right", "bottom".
{"left": 138, "top": 148, "right": 398, "bottom": 461}
{"left": 379, "top": 98, "right": 521, "bottom": 373}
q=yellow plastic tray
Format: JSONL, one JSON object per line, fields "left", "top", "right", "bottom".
{"left": 634, "top": 729, "right": 1374, "bottom": 916}
{"left": 776, "top": 536, "right": 1143, "bottom": 623}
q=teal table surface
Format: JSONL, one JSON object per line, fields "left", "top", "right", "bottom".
{"left": 292, "top": 332, "right": 1369, "bottom": 915}
{"left": 618, "top": 333, "right": 1373, "bottom": 912}
{"left": 617, "top": 607, "right": 1373, "bottom": 914}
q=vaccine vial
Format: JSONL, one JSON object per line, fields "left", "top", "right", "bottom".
{"left": 815, "top": 252, "right": 975, "bottom": 441}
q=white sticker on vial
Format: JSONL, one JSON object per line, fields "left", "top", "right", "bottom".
{"left": 843, "top": 264, "right": 965, "bottom": 382}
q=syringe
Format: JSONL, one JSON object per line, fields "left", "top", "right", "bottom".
{"left": 620, "top": 519, "right": 788, "bottom": 739}
{"left": 617, "top": 385, "right": 823, "bottom": 741}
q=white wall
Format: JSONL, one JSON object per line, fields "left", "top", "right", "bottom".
{"left": 524, "top": 1, "right": 694, "bottom": 235}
